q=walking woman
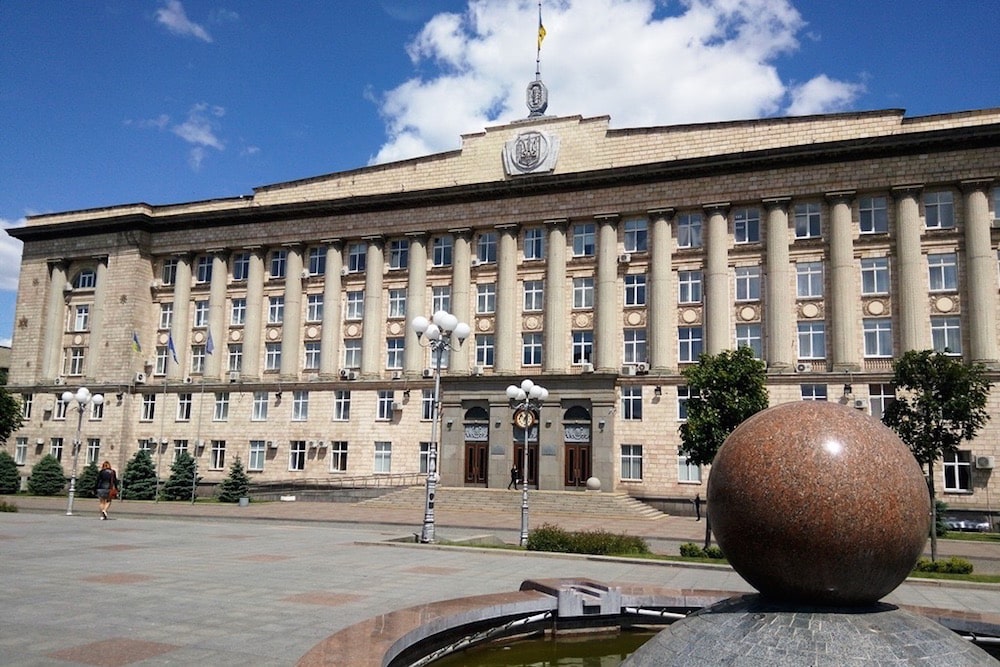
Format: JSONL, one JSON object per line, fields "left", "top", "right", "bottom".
{"left": 96, "top": 461, "right": 119, "bottom": 520}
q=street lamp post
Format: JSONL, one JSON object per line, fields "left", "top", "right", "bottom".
{"left": 506, "top": 378, "right": 549, "bottom": 547}
{"left": 411, "top": 310, "right": 471, "bottom": 544}
{"left": 61, "top": 387, "right": 104, "bottom": 516}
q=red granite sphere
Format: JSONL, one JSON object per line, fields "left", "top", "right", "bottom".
{"left": 707, "top": 401, "right": 930, "bottom": 606}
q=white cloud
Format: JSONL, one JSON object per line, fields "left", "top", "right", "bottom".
{"left": 0, "top": 219, "right": 25, "bottom": 343}
{"left": 171, "top": 103, "right": 226, "bottom": 169}
{"left": 372, "top": 0, "right": 863, "bottom": 164}
{"left": 156, "top": 0, "right": 213, "bottom": 43}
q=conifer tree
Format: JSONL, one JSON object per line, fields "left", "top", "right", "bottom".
{"left": 121, "top": 449, "right": 158, "bottom": 500}
{"left": 76, "top": 460, "right": 99, "bottom": 499}
{"left": 0, "top": 450, "right": 20, "bottom": 494}
{"left": 27, "top": 454, "right": 66, "bottom": 496}
{"left": 161, "top": 452, "right": 200, "bottom": 501}
{"left": 217, "top": 456, "right": 250, "bottom": 503}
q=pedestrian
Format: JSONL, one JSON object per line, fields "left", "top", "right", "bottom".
{"left": 693, "top": 493, "right": 702, "bottom": 521}
{"left": 508, "top": 465, "right": 519, "bottom": 490}
{"left": 96, "top": 461, "right": 119, "bottom": 520}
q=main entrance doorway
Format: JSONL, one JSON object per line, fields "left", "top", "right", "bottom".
{"left": 464, "top": 442, "right": 488, "bottom": 485}
{"left": 564, "top": 443, "right": 592, "bottom": 487}
{"left": 514, "top": 443, "right": 539, "bottom": 488}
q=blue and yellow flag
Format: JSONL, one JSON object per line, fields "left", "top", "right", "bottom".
{"left": 537, "top": 5, "right": 546, "bottom": 50}
{"left": 167, "top": 332, "right": 178, "bottom": 364}
{"left": 131, "top": 331, "right": 142, "bottom": 353}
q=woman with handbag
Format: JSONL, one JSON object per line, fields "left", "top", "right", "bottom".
{"left": 96, "top": 461, "right": 119, "bottom": 521}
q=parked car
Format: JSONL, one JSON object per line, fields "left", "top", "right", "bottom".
{"left": 944, "top": 515, "right": 992, "bottom": 532}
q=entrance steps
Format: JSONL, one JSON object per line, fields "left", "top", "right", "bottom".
{"left": 357, "top": 486, "right": 668, "bottom": 520}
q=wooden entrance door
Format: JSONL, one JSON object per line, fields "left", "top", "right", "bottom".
{"left": 564, "top": 444, "right": 592, "bottom": 487}
{"left": 513, "top": 443, "right": 539, "bottom": 488}
{"left": 464, "top": 443, "right": 488, "bottom": 485}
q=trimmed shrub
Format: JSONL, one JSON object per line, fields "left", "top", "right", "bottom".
{"left": 0, "top": 450, "right": 20, "bottom": 494}
{"left": 679, "top": 542, "right": 705, "bottom": 558}
{"left": 76, "top": 461, "right": 99, "bottom": 499}
{"left": 122, "top": 450, "right": 158, "bottom": 500}
{"left": 0, "top": 499, "right": 18, "bottom": 512}
{"left": 27, "top": 455, "right": 66, "bottom": 495}
{"left": 913, "top": 556, "right": 973, "bottom": 575}
{"left": 526, "top": 523, "right": 650, "bottom": 556}
{"left": 704, "top": 545, "right": 725, "bottom": 559}
{"left": 217, "top": 457, "right": 250, "bottom": 503}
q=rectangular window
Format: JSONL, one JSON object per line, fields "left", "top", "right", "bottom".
{"left": 345, "top": 291, "right": 363, "bottom": 320}
{"left": 735, "top": 323, "right": 763, "bottom": 359}
{"left": 733, "top": 207, "right": 761, "bottom": 244}
{"left": 523, "top": 280, "right": 544, "bottom": 311}
{"left": 794, "top": 202, "right": 821, "bottom": 238}
{"left": 927, "top": 253, "right": 958, "bottom": 292}
{"left": 863, "top": 318, "right": 893, "bottom": 357}
{"left": 161, "top": 258, "right": 178, "bottom": 285}
{"left": 735, "top": 266, "right": 761, "bottom": 301}
{"left": 475, "top": 334, "right": 495, "bottom": 367}
{"left": 386, "top": 338, "right": 404, "bottom": 369}
{"left": 15, "top": 437, "right": 27, "bottom": 465}
{"left": 330, "top": 441, "right": 348, "bottom": 472}
{"left": 190, "top": 345, "right": 206, "bottom": 374}
{"left": 288, "top": 441, "right": 307, "bottom": 471}
{"left": 388, "top": 239, "right": 409, "bottom": 270}
{"left": 621, "top": 386, "right": 642, "bottom": 421}
{"left": 228, "top": 344, "right": 243, "bottom": 372}
{"left": 421, "top": 389, "right": 434, "bottom": 421}
{"left": 213, "top": 393, "right": 229, "bottom": 421}
{"left": 230, "top": 298, "right": 246, "bottom": 325}
{"left": 155, "top": 347, "right": 168, "bottom": 376}
{"left": 193, "top": 300, "right": 209, "bottom": 328}
{"left": 800, "top": 384, "right": 828, "bottom": 401}
{"left": 267, "top": 296, "right": 284, "bottom": 324}
{"left": 265, "top": 343, "right": 281, "bottom": 371}
{"left": 621, "top": 444, "right": 643, "bottom": 481}
{"left": 677, "top": 213, "right": 703, "bottom": 249}
{"left": 210, "top": 440, "right": 226, "bottom": 470}
{"left": 333, "top": 390, "right": 351, "bottom": 421}
{"left": 141, "top": 395, "right": 156, "bottom": 421}
{"left": 931, "top": 316, "right": 962, "bottom": 355}
{"left": 677, "top": 455, "right": 701, "bottom": 483}
{"left": 347, "top": 242, "right": 367, "bottom": 273}
{"left": 159, "top": 303, "right": 173, "bottom": 330}
{"left": 292, "top": 391, "right": 309, "bottom": 421}
{"left": 304, "top": 341, "right": 321, "bottom": 370}
{"left": 55, "top": 399, "right": 67, "bottom": 420}
{"left": 195, "top": 255, "right": 212, "bottom": 283}
{"left": 20, "top": 394, "right": 32, "bottom": 420}
{"left": 65, "top": 347, "right": 85, "bottom": 375}
{"left": 50, "top": 438, "right": 63, "bottom": 462}
{"left": 269, "top": 250, "right": 287, "bottom": 279}
{"left": 248, "top": 440, "right": 266, "bottom": 471}
{"left": 925, "top": 191, "right": 955, "bottom": 229}
{"left": 419, "top": 442, "right": 432, "bottom": 474}
{"left": 797, "top": 322, "right": 826, "bottom": 360}
{"left": 388, "top": 288, "right": 407, "bottom": 318}
{"left": 476, "top": 283, "right": 496, "bottom": 314}
{"left": 678, "top": 327, "right": 703, "bottom": 363}
{"left": 176, "top": 393, "right": 192, "bottom": 421}
{"left": 796, "top": 262, "right": 824, "bottom": 298}
{"left": 859, "top": 196, "right": 888, "bottom": 234}
{"left": 73, "top": 305, "right": 90, "bottom": 332}
{"left": 86, "top": 438, "right": 101, "bottom": 465}
{"left": 524, "top": 227, "right": 545, "bottom": 260}
{"left": 572, "top": 223, "right": 596, "bottom": 257}
{"left": 624, "top": 274, "right": 646, "bottom": 307}
{"left": 678, "top": 270, "right": 702, "bottom": 304}
{"left": 623, "top": 328, "right": 647, "bottom": 364}
{"left": 522, "top": 333, "right": 543, "bottom": 366}
{"left": 943, "top": 451, "right": 972, "bottom": 492}
{"left": 374, "top": 441, "right": 392, "bottom": 473}
{"left": 343, "top": 340, "right": 361, "bottom": 369}
{"left": 572, "top": 277, "right": 594, "bottom": 309}
{"left": 868, "top": 383, "right": 895, "bottom": 421}
{"left": 623, "top": 218, "right": 648, "bottom": 253}
{"left": 377, "top": 391, "right": 394, "bottom": 421}
{"left": 432, "top": 235, "right": 453, "bottom": 267}
{"left": 307, "top": 247, "right": 326, "bottom": 276}
{"left": 860, "top": 257, "right": 890, "bottom": 295}
{"left": 476, "top": 232, "right": 497, "bottom": 263}
{"left": 232, "top": 252, "right": 250, "bottom": 281}
{"left": 306, "top": 294, "right": 324, "bottom": 322}
{"left": 252, "top": 391, "right": 269, "bottom": 421}
{"left": 572, "top": 331, "right": 593, "bottom": 365}
{"left": 431, "top": 286, "right": 451, "bottom": 314}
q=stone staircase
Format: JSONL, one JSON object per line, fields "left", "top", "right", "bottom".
{"left": 357, "top": 486, "right": 668, "bottom": 520}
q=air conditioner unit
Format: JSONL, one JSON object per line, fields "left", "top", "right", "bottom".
{"left": 266, "top": 440, "right": 277, "bottom": 449}
{"left": 636, "top": 362, "right": 649, "bottom": 374}
{"left": 470, "top": 258, "right": 482, "bottom": 267}
{"left": 347, "top": 370, "right": 358, "bottom": 381}
{"left": 621, "top": 365, "right": 637, "bottom": 376}
{"left": 54, "top": 377, "right": 65, "bottom": 386}
{"left": 340, "top": 266, "right": 350, "bottom": 277}
{"left": 422, "top": 368, "right": 434, "bottom": 379}
{"left": 391, "top": 401, "right": 403, "bottom": 412}
{"left": 229, "top": 371, "right": 240, "bottom": 383}
{"left": 581, "top": 362, "right": 595, "bottom": 373}
{"left": 134, "top": 372, "right": 147, "bottom": 384}
{"left": 618, "top": 253, "right": 632, "bottom": 264}
{"left": 471, "top": 365, "right": 484, "bottom": 376}
{"left": 301, "top": 269, "right": 311, "bottom": 279}
{"left": 853, "top": 398, "right": 866, "bottom": 410}
{"left": 339, "top": 368, "right": 350, "bottom": 379}
{"left": 184, "top": 376, "right": 194, "bottom": 384}
{"left": 795, "top": 363, "right": 812, "bottom": 373}
{"left": 391, "top": 370, "right": 403, "bottom": 380}
{"left": 976, "top": 456, "right": 995, "bottom": 470}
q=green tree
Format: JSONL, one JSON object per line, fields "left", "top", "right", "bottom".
{"left": 679, "top": 346, "right": 769, "bottom": 547}
{"left": 0, "top": 450, "right": 20, "bottom": 494}
{"left": 27, "top": 454, "right": 66, "bottom": 495}
{"left": 0, "top": 383, "right": 24, "bottom": 445}
{"left": 882, "top": 350, "right": 991, "bottom": 560}
{"left": 121, "top": 449, "right": 158, "bottom": 500}
{"left": 161, "top": 452, "right": 200, "bottom": 501}
{"left": 217, "top": 456, "right": 250, "bottom": 503}
{"left": 76, "top": 461, "right": 99, "bottom": 499}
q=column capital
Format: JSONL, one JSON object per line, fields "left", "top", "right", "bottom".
{"left": 319, "top": 238, "right": 342, "bottom": 247}
{"left": 496, "top": 223, "right": 519, "bottom": 235}
{"left": 762, "top": 196, "right": 791, "bottom": 211}
{"left": 405, "top": 231, "right": 428, "bottom": 241}
{"left": 543, "top": 218, "right": 569, "bottom": 229}
{"left": 361, "top": 235, "right": 385, "bottom": 249}
{"left": 703, "top": 201, "right": 731, "bottom": 215}
{"left": 891, "top": 184, "right": 924, "bottom": 200}
{"left": 448, "top": 227, "right": 473, "bottom": 240}
{"left": 594, "top": 212, "right": 619, "bottom": 221}
{"left": 959, "top": 178, "right": 995, "bottom": 193}
{"left": 647, "top": 207, "right": 675, "bottom": 220}
{"left": 825, "top": 190, "right": 856, "bottom": 204}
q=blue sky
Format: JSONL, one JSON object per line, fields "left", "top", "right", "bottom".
{"left": 1, "top": 0, "right": 997, "bottom": 349}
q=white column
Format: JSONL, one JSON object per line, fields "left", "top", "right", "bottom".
{"left": 763, "top": 199, "right": 793, "bottom": 370}
{"left": 405, "top": 234, "right": 428, "bottom": 377}
{"left": 206, "top": 251, "right": 228, "bottom": 379}
{"left": 648, "top": 209, "right": 673, "bottom": 373}
{"left": 360, "top": 237, "right": 385, "bottom": 378}
{"left": 242, "top": 248, "right": 265, "bottom": 379}
{"left": 962, "top": 180, "right": 999, "bottom": 367}
{"left": 85, "top": 258, "right": 108, "bottom": 379}
{"left": 280, "top": 246, "right": 303, "bottom": 379}
{"left": 169, "top": 255, "right": 193, "bottom": 380}
{"left": 543, "top": 220, "right": 568, "bottom": 373}
{"left": 893, "top": 186, "right": 927, "bottom": 352}
{"left": 594, "top": 215, "right": 618, "bottom": 372}
{"left": 319, "top": 241, "right": 343, "bottom": 378}
{"left": 43, "top": 261, "right": 68, "bottom": 379}
{"left": 450, "top": 229, "right": 472, "bottom": 373}
{"left": 827, "top": 192, "right": 859, "bottom": 371}
{"left": 494, "top": 225, "right": 518, "bottom": 374}
{"left": 704, "top": 204, "right": 730, "bottom": 354}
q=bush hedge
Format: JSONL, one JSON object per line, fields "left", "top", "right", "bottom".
{"left": 0, "top": 499, "right": 17, "bottom": 512}
{"left": 679, "top": 542, "right": 726, "bottom": 560}
{"left": 913, "top": 556, "right": 974, "bottom": 575}
{"left": 526, "top": 523, "right": 650, "bottom": 556}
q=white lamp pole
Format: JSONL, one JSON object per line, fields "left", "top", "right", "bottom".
{"left": 61, "top": 387, "right": 104, "bottom": 516}
{"left": 506, "top": 378, "right": 548, "bottom": 547}
{"left": 411, "top": 310, "right": 471, "bottom": 544}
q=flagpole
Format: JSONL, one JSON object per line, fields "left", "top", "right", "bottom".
{"left": 535, "top": 1, "right": 544, "bottom": 80}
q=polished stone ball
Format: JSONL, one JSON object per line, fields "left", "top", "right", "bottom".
{"left": 707, "top": 401, "right": 930, "bottom": 606}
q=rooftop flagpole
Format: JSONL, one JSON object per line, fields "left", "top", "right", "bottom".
{"left": 535, "top": 1, "right": 545, "bottom": 80}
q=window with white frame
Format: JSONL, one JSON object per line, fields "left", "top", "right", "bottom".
{"left": 213, "top": 393, "right": 229, "bottom": 421}
{"left": 330, "top": 441, "right": 348, "bottom": 472}
{"left": 386, "top": 338, "right": 404, "bottom": 369}
{"left": 210, "top": 440, "right": 226, "bottom": 470}
{"left": 161, "top": 258, "right": 178, "bottom": 285}
{"left": 86, "top": 438, "right": 101, "bottom": 464}
{"left": 572, "top": 277, "right": 594, "bottom": 309}
{"left": 265, "top": 343, "right": 281, "bottom": 371}
{"left": 64, "top": 348, "right": 85, "bottom": 376}
{"left": 678, "top": 270, "right": 702, "bottom": 304}
{"left": 796, "top": 262, "right": 824, "bottom": 298}
{"left": 230, "top": 298, "right": 246, "bottom": 325}
{"left": 15, "top": 437, "right": 27, "bottom": 465}
{"left": 159, "top": 302, "right": 173, "bottom": 330}
{"left": 248, "top": 440, "right": 266, "bottom": 471}
{"left": 347, "top": 242, "right": 367, "bottom": 273}
{"left": 137, "top": 438, "right": 153, "bottom": 453}
{"left": 419, "top": 442, "right": 432, "bottom": 474}
{"left": 304, "top": 341, "right": 321, "bottom": 370}
{"left": 231, "top": 252, "right": 250, "bottom": 281}
{"left": 733, "top": 207, "right": 761, "bottom": 244}
{"left": 623, "top": 218, "right": 648, "bottom": 253}
{"left": 269, "top": 249, "right": 286, "bottom": 279}
{"left": 868, "top": 383, "right": 895, "bottom": 421}
{"left": 388, "top": 288, "right": 406, "bottom": 318}
{"left": 924, "top": 191, "right": 955, "bottom": 229}
{"left": 72, "top": 268, "right": 96, "bottom": 289}
{"left": 228, "top": 344, "right": 243, "bottom": 372}
{"left": 475, "top": 334, "right": 495, "bottom": 367}
{"left": 289, "top": 440, "right": 307, "bottom": 471}
{"left": 377, "top": 391, "right": 394, "bottom": 420}
{"left": 345, "top": 290, "right": 363, "bottom": 320}
{"left": 522, "top": 333, "right": 542, "bottom": 366}
{"left": 523, "top": 280, "right": 544, "bottom": 311}
{"left": 194, "top": 300, "right": 209, "bottom": 327}
{"left": 477, "top": 232, "right": 497, "bottom": 263}
{"left": 797, "top": 322, "right": 826, "bottom": 360}
{"left": 306, "top": 294, "right": 323, "bottom": 322}
{"left": 55, "top": 399, "right": 67, "bottom": 420}
{"left": 267, "top": 296, "right": 284, "bottom": 324}
{"left": 621, "top": 387, "right": 642, "bottom": 420}
{"left": 89, "top": 400, "right": 103, "bottom": 421}
{"left": 863, "top": 318, "right": 893, "bottom": 357}
{"left": 735, "top": 266, "right": 761, "bottom": 301}
{"left": 195, "top": 255, "right": 212, "bottom": 283}
{"left": 800, "top": 384, "right": 827, "bottom": 401}
{"left": 621, "top": 444, "right": 643, "bottom": 481}
{"left": 176, "top": 393, "right": 192, "bottom": 421}
{"left": 432, "top": 235, "right": 453, "bottom": 266}
{"left": 307, "top": 247, "right": 326, "bottom": 276}
{"left": 374, "top": 441, "right": 392, "bottom": 473}
{"left": 333, "top": 390, "right": 351, "bottom": 421}
{"left": 678, "top": 327, "right": 703, "bottom": 363}
{"left": 172, "top": 439, "right": 187, "bottom": 462}
{"left": 624, "top": 274, "right": 646, "bottom": 307}
{"left": 252, "top": 391, "right": 268, "bottom": 421}
{"left": 572, "top": 331, "right": 593, "bottom": 365}
{"left": 432, "top": 286, "right": 451, "bottom": 313}
{"left": 421, "top": 389, "right": 434, "bottom": 421}
{"left": 155, "top": 347, "right": 168, "bottom": 376}
{"left": 292, "top": 391, "right": 309, "bottom": 421}
{"left": 476, "top": 283, "right": 496, "bottom": 314}
{"left": 572, "top": 223, "right": 596, "bottom": 256}
{"left": 73, "top": 304, "right": 90, "bottom": 332}
{"left": 623, "top": 328, "right": 646, "bottom": 364}
{"left": 927, "top": 253, "right": 958, "bottom": 292}
{"left": 20, "top": 394, "right": 32, "bottom": 420}
{"left": 677, "top": 386, "right": 692, "bottom": 420}
{"left": 794, "top": 202, "right": 821, "bottom": 238}
{"left": 190, "top": 345, "right": 206, "bottom": 374}
{"left": 677, "top": 454, "right": 701, "bottom": 482}
{"left": 343, "top": 340, "right": 361, "bottom": 369}
{"left": 735, "top": 323, "right": 763, "bottom": 359}
{"left": 860, "top": 257, "right": 890, "bottom": 295}
{"left": 50, "top": 437, "right": 63, "bottom": 462}
{"left": 859, "top": 196, "right": 888, "bottom": 234}
{"left": 943, "top": 451, "right": 972, "bottom": 492}
{"left": 931, "top": 316, "right": 962, "bottom": 355}
{"left": 677, "top": 213, "right": 702, "bottom": 248}
{"left": 388, "top": 239, "right": 409, "bottom": 270}
{"left": 524, "top": 227, "right": 545, "bottom": 260}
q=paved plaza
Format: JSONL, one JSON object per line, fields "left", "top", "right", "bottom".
{"left": 2, "top": 496, "right": 1000, "bottom": 665}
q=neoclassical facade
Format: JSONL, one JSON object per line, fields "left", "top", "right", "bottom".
{"left": 6, "top": 108, "right": 1000, "bottom": 509}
